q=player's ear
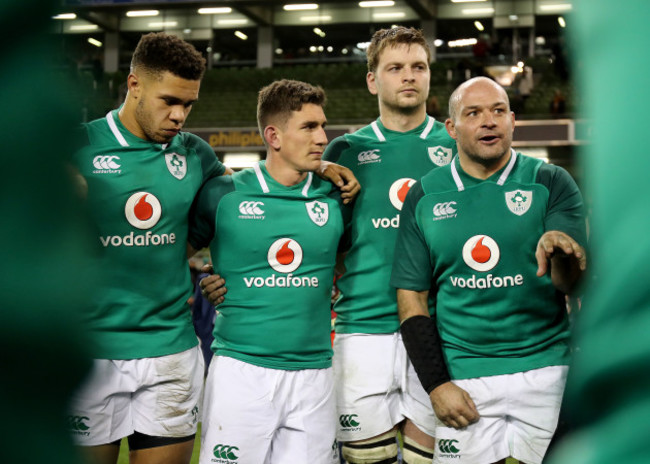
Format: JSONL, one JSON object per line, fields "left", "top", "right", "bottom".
{"left": 264, "top": 125, "right": 281, "bottom": 151}
{"left": 445, "top": 118, "right": 457, "bottom": 140}
{"left": 366, "top": 71, "right": 378, "bottom": 96}
{"left": 127, "top": 72, "right": 141, "bottom": 98}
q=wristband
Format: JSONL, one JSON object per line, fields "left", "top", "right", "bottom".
{"left": 400, "top": 315, "right": 451, "bottom": 394}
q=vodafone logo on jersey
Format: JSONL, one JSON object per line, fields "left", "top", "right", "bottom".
{"left": 389, "top": 178, "right": 416, "bottom": 211}
{"left": 267, "top": 238, "right": 303, "bottom": 273}
{"left": 450, "top": 235, "right": 523, "bottom": 289}
{"left": 125, "top": 192, "right": 162, "bottom": 229}
{"left": 244, "top": 238, "right": 319, "bottom": 288}
{"left": 99, "top": 192, "right": 176, "bottom": 248}
{"left": 371, "top": 178, "right": 415, "bottom": 229}
{"left": 462, "top": 235, "right": 500, "bottom": 272}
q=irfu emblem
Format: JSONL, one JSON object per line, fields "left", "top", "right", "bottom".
{"left": 428, "top": 146, "right": 453, "bottom": 166}
{"left": 165, "top": 152, "right": 187, "bottom": 180}
{"left": 306, "top": 200, "right": 329, "bottom": 226}
{"left": 505, "top": 190, "right": 533, "bottom": 216}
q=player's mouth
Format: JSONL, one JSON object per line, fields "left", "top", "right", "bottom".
{"left": 478, "top": 134, "right": 501, "bottom": 144}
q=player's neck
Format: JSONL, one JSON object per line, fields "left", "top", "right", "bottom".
{"left": 118, "top": 97, "right": 147, "bottom": 140}
{"left": 265, "top": 154, "right": 308, "bottom": 187}
{"left": 458, "top": 149, "right": 512, "bottom": 180}
{"left": 379, "top": 105, "right": 427, "bottom": 132}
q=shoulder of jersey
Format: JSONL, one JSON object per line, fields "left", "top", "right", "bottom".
{"left": 345, "top": 122, "right": 381, "bottom": 144}
{"left": 512, "top": 152, "right": 547, "bottom": 180}
{"left": 420, "top": 159, "right": 455, "bottom": 192}
{"left": 427, "top": 119, "right": 453, "bottom": 139}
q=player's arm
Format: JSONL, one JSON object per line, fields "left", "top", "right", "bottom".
{"left": 536, "top": 164, "right": 588, "bottom": 294}
{"left": 321, "top": 136, "right": 360, "bottom": 204}
{"left": 397, "top": 290, "right": 479, "bottom": 429}
{"left": 391, "top": 181, "right": 478, "bottom": 429}
{"left": 188, "top": 177, "right": 232, "bottom": 306}
{"left": 189, "top": 132, "right": 233, "bottom": 178}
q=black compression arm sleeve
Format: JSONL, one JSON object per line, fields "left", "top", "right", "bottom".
{"left": 400, "top": 315, "right": 451, "bottom": 394}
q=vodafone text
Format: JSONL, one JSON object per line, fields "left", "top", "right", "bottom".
{"left": 244, "top": 274, "right": 319, "bottom": 288}
{"left": 450, "top": 273, "right": 523, "bottom": 289}
{"left": 100, "top": 232, "right": 176, "bottom": 247}
{"left": 371, "top": 214, "right": 400, "bottom": 229}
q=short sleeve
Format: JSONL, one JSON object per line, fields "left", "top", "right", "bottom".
{"left": 322, "top": 136, "right": 350, "bottom": 164}
{"left": 186, "top": 132, "right": 226, "bottom": 180}
{"left": 188, "top": 176, "right": 234, "bottom": 250}
{"left": 537, "top": 164, "right": 587, "bottom": 247}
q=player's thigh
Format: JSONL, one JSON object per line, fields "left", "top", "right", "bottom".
{"left": 507, "top": 365, "right": 569, "bottom": 464}
{"left": 132, "top": 346, "right": 204, "bottom": 438}
{"left": 200, "top": 356, "right": 277, "bottom": 464}
{"left": 271, "top": 368, "right": 338, "bottom": 464}
{"left": 433, "top": 376, "right": 509, "bottom": 464}
{"left": 399, "top": 337, "right": 437, "bottom": 439}
{"left": 333, "top": 333, "right": 404, "bottom": 441}
{"left": 68, "top": 359, "right": 134, "bottom": 446}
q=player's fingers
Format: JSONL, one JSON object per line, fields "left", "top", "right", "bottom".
{"left": 200, "top": 275, "right": 219, "bottom": 290}
{"left": 535, "top": 245, "right": 549, "bottom": 277}
{"left": 463, "top": 395, "right": 480, "bottom": 423}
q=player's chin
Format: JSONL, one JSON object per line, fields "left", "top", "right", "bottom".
{"left": 304, "top": 156, "right": 322, "bottom": 172}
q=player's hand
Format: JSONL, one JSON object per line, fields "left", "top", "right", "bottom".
{"left": 199, "top": 266, "right": 227, "bottom": 306}
{"left": 535, "top": 230, "right": 586, "bottom": 294}
{"left": 430, "top": 381, "right": 479, "bottom": 429}
{"left": 317, "top": 161, "right": 361, "bottom": 204}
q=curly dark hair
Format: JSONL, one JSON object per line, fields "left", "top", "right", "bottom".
{"left": 366, "top": 26, "right": 431, "bottom": 73}
{"left": 257, "top": 79, "right": 326, "bottom": 136}
{"left": 131, "top": 32, "right": 206, "bottom": 80}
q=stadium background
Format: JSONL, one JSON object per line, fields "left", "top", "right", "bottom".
{"left": 50, "top": 1, "right": 580, "bottom": 463}
{"left": 52, "top": 0, "right": 582, "bottom": 179}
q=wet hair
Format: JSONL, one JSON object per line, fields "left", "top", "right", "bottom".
{"left": 257, "top": 79, "right": 326, "bottom": 137}
{"left": 366, "top": 26, "right": 431, "bottom": 73}
{"left": 131, "top": 32, "right": 206, "bottom": 81}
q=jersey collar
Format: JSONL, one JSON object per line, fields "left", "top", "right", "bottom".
{"left": 105, "top": 108, "right": 170, "bottom": 150}
{"left": 253, "top": 161, "right": 314, "bottom": 197}
{"left": 450, "top": 148, "right": 517, "bottom": 192}
{"left": 370, "top": 115, "right": 434, "bottom": 142}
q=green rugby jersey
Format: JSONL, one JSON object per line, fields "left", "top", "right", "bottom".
{"left": 391, "top": 151, "right": 586, "bottom": 379}
{"left": 323, "top": 115, "right": 456, "bottom": 334}
{"left": 74, "top": 109, "right": 225, "bottom": 360}
{"left": 189, "top": 162, "right": 346, "bottom": 370}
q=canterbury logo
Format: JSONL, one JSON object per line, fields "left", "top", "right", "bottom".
{"left": 358, "top": 149, "right": 380, "bottom": 162}
{"left": 438, "top": 439, "right": 460, "bottom": 454}
{"left": 239, "top": 201, "right": 264, "bottom": 215}
{"left": 433, "top": 201, "right": 457, "bottom": 216}
{"left": 92, "top": 155, "right": 120, "bottom": 170}
{"left": 67, "top": 415, "right": 90, "bottom": 431}
{"left": 339, "top": 414, "right": 360, "bottom": 428}
{"left": 213, "top": 444, "right": 239, "bottom": 460}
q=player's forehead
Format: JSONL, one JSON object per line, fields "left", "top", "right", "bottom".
{"left": 286, "top": 103, "right": 326, "bottom": 126}
{"left": 149, "top": 71, "right": 201, "bottom": 100}
{"left": 458, "top": 80, "right": 507, "bottom": 109}
{"left": 377, "top": 43, "right": 427, "bottom": 66}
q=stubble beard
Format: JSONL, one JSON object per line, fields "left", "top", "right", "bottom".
{"left": 135, "top": 98, "right": 171, "bottom": 144}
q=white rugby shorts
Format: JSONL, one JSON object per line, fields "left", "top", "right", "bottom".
{"left": 433, "top": 365, "right": 569, "bottom": 464}
{"left": 68, "top": 346, "right": 204, "bottom": 446}
{"left": 332, "top": 333, "right": 436, "bottom": 442}
{"left": 200, "top": 356, "right": 339, "bottom": 464}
